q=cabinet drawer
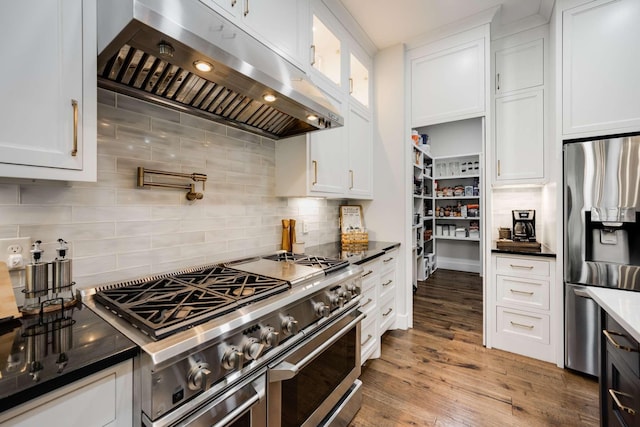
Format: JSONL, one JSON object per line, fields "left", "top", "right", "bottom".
{"left": 359, "top": 285, "right": 377, "bottom": 316}
{"left": 605, "top": 313, "right": 640, "bottom": 378}
{"left": 379, "top": 269, "right": 395, "bottom": 301}
{"left": 495, "top": 256, "right": 550, "bottom": 277}
{"left": 496, "top": 307, "right": 549, "bottom": 344}
{"left": 360, "top": 259, "right": 381, "bottom": 291}
{"left": 605, "top": 351, "right": 640, "bottom": 427}
{"left": 379, "top": 295, "right": 395, "bottom": 334}
{"left": 496, "top": 275, "right": 549, "bottom": 310}
{"left": 380, "top": 250, "right": 398, "bottom": 274}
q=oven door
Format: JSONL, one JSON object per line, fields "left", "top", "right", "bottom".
{"left": 143, "top": 369, "right": 267, "bottom": 427}
{"left": 268, "top": 308, "right": 365, "bottom": 427}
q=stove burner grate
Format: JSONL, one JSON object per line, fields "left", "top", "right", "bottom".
{"left": 262, "top": 252, "right": 349, "bottom": 274}
{"left": 95, "top": 265, "right": 288, "bottom": 340}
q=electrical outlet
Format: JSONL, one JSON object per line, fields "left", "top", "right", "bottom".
{"left": 302, "top": 221, "right": 309, "bottom": 234}
{"left": 0, "top": 237, "right": 31, "bottom": 270}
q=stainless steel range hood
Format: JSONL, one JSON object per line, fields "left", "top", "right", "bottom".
{"left": 97, "top": 0, "right": 343, "bottom": 139}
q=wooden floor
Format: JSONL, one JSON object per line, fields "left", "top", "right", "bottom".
{"left": 349, "top": 269, "right": 599, "bottom": 427}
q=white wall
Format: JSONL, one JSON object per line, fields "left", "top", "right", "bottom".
{"left": 0, "top": 90, "right": 343, "bottom": 296}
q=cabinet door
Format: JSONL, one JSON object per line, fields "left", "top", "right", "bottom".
{"left": 199, "top": 0, "right": 241, "bottom": 18}
{"left": 411, "top": 39, "right": 485, "bottom": 127}
{"left": 0, "top": 0, "right": 96, "bottom": 181}
{"left": 349, "top": 52, "right": 369, "bottom": 108}
{"left": 347, "top": 105, "right": 372, "bottom": 198}
{"left": 311, "top": 12, "right": 342, "bottom": 88}
{"left": 241, "top": 0, "right": 304, "bottom": 66}
{"left": 0, "top": 1, "right": 84, "bottom": 171}
{"left": 309, "top": 91, "right": 346, "bottom": 194}
{"left": 495, "top": 39, "right": 543, "bottom": 94}
{"left": 495, "top": 90, "right": 544, "bottom": 182}
{"left": 563, "top": 0, "right": 640, "bottom": 136}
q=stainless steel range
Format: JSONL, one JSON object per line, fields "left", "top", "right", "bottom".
{"left": 81, "top": 251, "right": 363, "bottom": 427}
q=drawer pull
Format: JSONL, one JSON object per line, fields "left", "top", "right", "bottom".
{"left": 609, "top": 389, "right": 637, "bottom": 416}
{"left": 509, "top": 264, "right": 534, "bottom": 270}
{"left": 362, "top": 270, "right": 373, "bottom": 278}
{"left": 360, "top": 298, "right": 373, "bottom": 309}
{"left": 509, "top": 289, "right": 534, "bottom": 296}
{"left": 361, "top": 334, "right": 373, "bottom": 346}
{"left": 71, "top": 99, "right": 78, "bottom": 156}
{"left": 603, "top": 330, "right": 639, "bottom": 353}
{"left": 382, "top": 308, "right": 393, "bottom": 317}
{"left": 382, "top": 280, "right": 393, "bottom": 287}
{"left": 383, "top": 257, "right": 394, "bottom": 263}
{"left": 510, "top": 321, "right": 534, "bottom": 329}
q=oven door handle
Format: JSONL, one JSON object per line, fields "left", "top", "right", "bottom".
{"left": 269, "top": 311, "right": 366, "bottom": 383}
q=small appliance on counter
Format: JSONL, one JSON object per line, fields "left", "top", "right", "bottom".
{"left": 512, "top": 210, "right": 536, "bottom": 242}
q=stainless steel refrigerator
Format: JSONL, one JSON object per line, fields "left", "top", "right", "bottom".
{"left": 564, "top": 133, "right": 640, "bottom": 376}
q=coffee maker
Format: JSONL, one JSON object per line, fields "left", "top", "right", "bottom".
{"left": 512, "top": 210, "right": 536, "bottom": 242}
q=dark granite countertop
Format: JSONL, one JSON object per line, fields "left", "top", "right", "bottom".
{"left": 0, "top": 302, "right": 138, "bottom": 413}
{"left": 491, "top": 241, "right": 556, "bottom": 258}
{"left": 305, "top": 241, "right": 401, "bottom": 265}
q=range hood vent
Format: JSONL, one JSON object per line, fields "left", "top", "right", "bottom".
{"left": 97, "top": 0, "right": 343, "bottom": 140}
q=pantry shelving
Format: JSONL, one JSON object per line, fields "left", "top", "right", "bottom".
{"left": 411, "top": 140, "right": 435, "bottom": 290}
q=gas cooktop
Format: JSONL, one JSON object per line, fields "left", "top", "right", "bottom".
{"left": 94, "top": 265, "right": 289, "bottom": 340}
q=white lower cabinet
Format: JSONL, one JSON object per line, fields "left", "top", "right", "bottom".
{"left": 0, "top": 360, "right": 133, "bottom": 427}
{"left": 490, "top": 254, "right": 556, "bottom": 363}
{"left": 358, "top": 248, "right": 398, "bottom": 364}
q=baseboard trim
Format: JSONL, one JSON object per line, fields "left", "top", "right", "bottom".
{"left": 436, "top": 257, "right": 481, "bottom": 273}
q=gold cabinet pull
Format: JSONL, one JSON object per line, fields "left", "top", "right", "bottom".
{"left": 603, "top": 329, "right": 639, "bottom": 352}
{"left": 310, "top": 45, "right": 316, "bottom": 66}
{"left": 497, "top": 159, "right": 501, "bottom": 176}
{"left": 361, "top": 334, "right": 373, "bottom": 346}
{"left": 509, "top": 288, "right": 534, "bottom": 296}
{"left": 349, "top": 78, "right": 354, "bottom": 94}
{"left": 362, "top": 270, "right": 373, "bottom": 278}
{"left": 382, "top": 307, "right": 393, "bottom": 317}
{"left": 609, "top": 389, "right": 637, "bottom": 415}
{"left": 509, "top": 264, "right": 534, "bottom": 270}
{"left": 382, "top": 280, "right": 392, "bottom": 287}
{"left": 349, "top": 169, "right": 354, "bottom": 189}
{"left": 510, "top": 321, "right": 534, "bottom": 329}
{"left": 312, "top": 160, "right": 318, "bottom": 185}
{"left": 383, "top": 257, "right": 394, "bottom": 263}
{"left": 360, "top": 298, "right": 373, "bottom": 309}
{"left": 497, "top": 72, "right": 500, "bottom": 91}
{"left": 71, "top": 99, "right": 78, "bottom": 156}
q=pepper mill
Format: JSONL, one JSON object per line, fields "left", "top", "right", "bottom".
{"left": 281, "top": 219, "right": 291, "bottom": 252}
{"left": 289, "top": 219, "right": 297, "bottom": 247}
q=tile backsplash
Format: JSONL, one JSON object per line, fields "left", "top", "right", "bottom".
{"left": 491, "top": 187, "right": 544, "bottom": 241}
{"left": 0, "top": 90, "right": 342, "bottom": 294}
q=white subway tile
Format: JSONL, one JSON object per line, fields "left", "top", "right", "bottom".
{"left": 0, "top": 184, "right": 19, "bottom": 204}
{"left": 73, "top": 236, "right": 151, "bottom": 257}
{"left": 99, "top": 104, "right": 151, "bottom": 130}
{"left": 0, "top": 206, "right": 72, "bottom": 225}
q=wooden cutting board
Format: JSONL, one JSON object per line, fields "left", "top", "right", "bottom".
{"left": 0, "top": 262, "right": 21, "bottom": 321}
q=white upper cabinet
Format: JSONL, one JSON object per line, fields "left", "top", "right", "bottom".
{"left": 563, "top": 0, "right": 640, "bottom": 137}
{"left": 495, "top": 39, "right": 543, "bottom": 95}
{"left": 347, "top": 104, "right": 373, "bottom": 198}
{"left": 201, "top": 0, "right": 241, "bottom": 18}
{"left": 240, "top": 0, "right": 306, "bottom": 67}
{"left": 311, "top": 12, "right": 342, "bottom": 88}
{"left": 349, "top": 52, "right": 369, "bottom": 108}
{"left": 410, "top": 36, "right": 486, "bottom": 127}
{"left": 0, "top": 0, "right": 96, "bottom": 181}
{"left": 495, "top": 90, "right": 545, "bottom": 182}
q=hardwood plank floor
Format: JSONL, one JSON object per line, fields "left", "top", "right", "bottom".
{"left": 349, "top": 269, "right": 599, "bottom": 427}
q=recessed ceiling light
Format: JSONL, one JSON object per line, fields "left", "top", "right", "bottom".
{"left": 193, "top": 60, "right": 213, "bottom": 72}
{"left": 263, "top": 94, "right": 277, "bottom": 102}
{"left": 307, "top": 114, "right": 318, "bottom": 121}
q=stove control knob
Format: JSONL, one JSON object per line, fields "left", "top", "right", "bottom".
{"left": 339, "top": 288, "right": 351, "bottom": 301}
{"left": 261, "top": 327, "right": 279, "bottom": 348}
{"left": 221, "top": 347, "right": 244, "bottom": 371}
{"left": 242, "top": 338, "right": 265, "bottom": 361}
{"left": 314, "top": 301, "right": 330, "bottom": 318}
{"left": 346, "top": 282, "right": 358, "bottom": 296}
{"left": 187, "top": 363, "right": 213, "bottom": 391}
{"left": 329, "top": 292, "right": 345, "bottom": 308}
{"left": 282, "top": 316, "right": 299, "bottom": 335}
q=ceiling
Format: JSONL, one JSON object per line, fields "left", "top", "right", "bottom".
{"left": 339, "top": 0, "right": 555, "bottom": 50}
